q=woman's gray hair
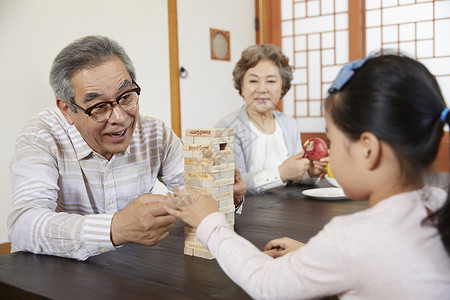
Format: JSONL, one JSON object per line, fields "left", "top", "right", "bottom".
{"left": 49, "top": 35, "right": 136, "bottom": 111}
{"left": 233, "top": 44, "right": 293, "bottom": 97}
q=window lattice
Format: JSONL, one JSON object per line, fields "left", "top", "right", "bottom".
{"left": 281, "top": 0, "right": 450, "bottom": 133}
{"left": 366, "top": 0, "right": 450, "bottom": 107}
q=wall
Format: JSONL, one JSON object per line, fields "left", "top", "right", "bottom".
{"left": 0, "top": 0, "right": 171, "bottom": 244}
{"left": 0, "top": 0, "right": 255, "bottom": 244}
{"left": 177, "top": 0, "right": 255, "bottom": 130}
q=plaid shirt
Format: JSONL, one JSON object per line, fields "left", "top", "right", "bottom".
{"left": 8, "top": 108, "right": 184, "bottom": 260}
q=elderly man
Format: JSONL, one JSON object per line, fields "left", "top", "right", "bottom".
{"left": 8, "top": 35, "right": 245, "bottom": 260}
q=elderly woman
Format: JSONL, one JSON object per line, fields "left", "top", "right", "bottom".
{"left": 216, "top": 44, "right": 328, "bottom": 195}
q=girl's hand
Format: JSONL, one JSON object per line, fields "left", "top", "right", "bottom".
{"left": 263, "top": 237, "right": 306, "bottom": 258}
{"left": 165, "top": 186, "right": 218, "bottom": 228}
{"left": 309, "top": 155, "right": 329, "bottom": 178}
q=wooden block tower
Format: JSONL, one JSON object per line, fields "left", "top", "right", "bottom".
{"left": 183, "top": 128, "right": 235, "bottom": 260}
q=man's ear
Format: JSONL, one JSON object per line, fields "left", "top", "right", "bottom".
{"left": 56, "top": 98, "right": 74, "bottom": 125}
{"left": 359, "top": 131, "right": 381, "bottom": 170}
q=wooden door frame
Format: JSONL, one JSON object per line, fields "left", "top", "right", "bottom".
{"left": 255, "top": 0, "right": 283, "bottom": 111}
{"left": 168, "top": 0, "right": 181, "bottom": 137}
{"left": 255, "top": 0, "right": 281, "bottom": 47}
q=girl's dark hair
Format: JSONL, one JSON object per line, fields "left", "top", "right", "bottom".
{"left": 325, "top": 53, "right": 450, "bottom": 256}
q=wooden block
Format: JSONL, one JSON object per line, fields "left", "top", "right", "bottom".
{"left": 184, "top": 165, "right": 204, "bottom": 173}
{"left": 184, "top": 247, "right": 194, "bottom": 256}
{"left": 185, "top": 233, "right": 202, "bottom": 244}
{"left": 188, "top": 141, "right": 232, "bottom": 151}
{"left": 218, "top": 184, "right": 233, "bottom": 194}
{"left": 220, "top": 170, "right": 234, "bottom": 179}
{"left": 192, "top": 136, "right": 214, "bottom": 145}
{"left": 203, "top": 163, "right": 235, "bottom": 173}
{"left": 219, "top": 205, "right": 235, "bottom": 214}
{"left": 183, "top": 150, "right": 193, "bottom": 158}
{"left": 223, "top": 142, "right": 234, "bottom": 150}
{"left": 212, "top": 178, "right": 234, "bottom": 187}
{"left": 193, "top": 136, "right": 234, "bottom": 145}
{"left": 194, "top": 249, "right": 214, "bottom": 260}
{"left": 185, "top": 129, "right": 222, "bottom": 137}
{"left": 185, "top": 172, "right": 212, "bottom": 180}
{"left": 183, "top": 144, "right": 221, "bottom": 151}
{"left": 191, "top": 151, "right": 206, "bottom": 159}
{"left": 183, "top": 136, "right": 194, "bottom": 144}
{"left": 185, "top": 184, "right": 220, "bottom": 195}
{"left": 183, "top": 178, "right": 205, "bottom": 188}
{"left": 184, "top": 172, "right": 222, "bottom": 181}
{"left": 212, "top": 191, "right": 233, "bottom": 201}
{"left": 185, "top": 128, "right": 234, "bottom": 137}
{"left": 184, "top": 226, "right": 196, "bottom": 235}
{"left": 184, "top": 157, "right": 214, "bottom": 166}
{"left": 226, "top": 212, "right": 235, "bottom": 221}
{"left": 185, "top": 177, "right": 234, "bottom": 188}
{"left": 184, "top": 233, "right": 196, "bottom": 242}
{"left": 189, "top": 157, "right": 230, "bottom": 166}
{"left": 215, "top": 155, "right": 233, "bottom": 166}
{"left": 193, "top": 150, "right": 233, "bottom": 159}
{"left": 185, "top": 241, "right": 207, "bottom": 251}
{"left": 218, "top": 197, "right": 234, "bottom": 208}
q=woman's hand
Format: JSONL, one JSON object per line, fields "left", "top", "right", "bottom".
{"left": 263, "top": 237, "right": 306, "bottom": 258}
{"left": 278, "top": 152, "right": 310, "bottom": 182}
{"left": 165, "top": 186, "right": 219, "bottom": 228}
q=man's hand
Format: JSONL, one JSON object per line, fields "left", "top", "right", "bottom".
{"left": 263, "top": 237, "right": 306, "bottom": 258}
{"left": 110, "top": 194, "right": 176, "bottom": 246}
{"left": 233, "top": 167, "right": 246, "bottom": 206}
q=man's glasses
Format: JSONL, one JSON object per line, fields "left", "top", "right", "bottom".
{"left": 73, "top": 81, "right": 141, "bottom": 123}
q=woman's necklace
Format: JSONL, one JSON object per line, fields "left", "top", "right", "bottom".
{"left": 249, "top": 113, "right": 276, "bottom": 134}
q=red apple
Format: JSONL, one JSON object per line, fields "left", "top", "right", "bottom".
{"left": 303, "top": 137, "right": 328, "bottom": 161}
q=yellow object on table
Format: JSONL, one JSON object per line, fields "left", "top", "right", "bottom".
{"left": 327, "top": 164, "right": 334, "bottom": 178}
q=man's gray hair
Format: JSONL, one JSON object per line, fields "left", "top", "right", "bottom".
{"left": 49, "top": 35, "right": 136, "bottom": 111}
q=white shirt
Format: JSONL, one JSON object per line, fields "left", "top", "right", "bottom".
{"left": 250, "top": 121, "right": 288, "bottom": 191}
{"left": 196, "top": 186, "right": 450, "bottom": 299}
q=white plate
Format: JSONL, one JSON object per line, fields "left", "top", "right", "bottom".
{"left": 302, "top": 187, "right": 347, "bottom": 200}
{"left": 325, "top": 174, "right": 341, "bottom": 188}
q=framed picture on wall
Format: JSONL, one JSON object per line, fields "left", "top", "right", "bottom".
{"left": 210, "top": 28, "right": 230, "bottom": 61}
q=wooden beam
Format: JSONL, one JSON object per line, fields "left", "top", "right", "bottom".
{"left": 255, "top": 0, "right": 281, "bottom": 47}
{"left": 266, "top": 0, "right": 281, "bottom": 48}
{"left": 348, "top": 0, "right": 366, "bottom": 60}
{"left": 256, "top": 0, "right": 283, "bottom": 111}
{"left": 0, "top": 242, "right": 11, "bottom": 255}
{"left": 255, "top": 0, "right": 261, "bottom": 44}
{"left": 168, "top": 0, "right": 182, "bottom": 137}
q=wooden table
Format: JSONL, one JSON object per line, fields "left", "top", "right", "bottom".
{"left": 0, "top": 180, "right": 383, "bottom": 300}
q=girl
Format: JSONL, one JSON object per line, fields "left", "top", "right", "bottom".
{"left": 166, "top": 53, "right": 450, "bottom": 299}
